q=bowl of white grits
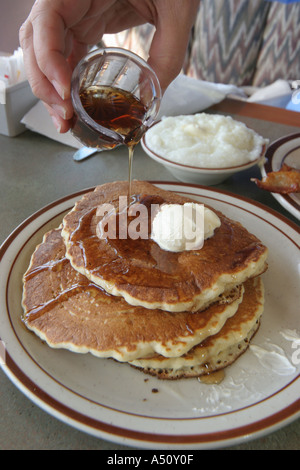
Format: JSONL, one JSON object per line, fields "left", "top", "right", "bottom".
{"left": 141, "top": 113, "right": 268, "bottom": 185}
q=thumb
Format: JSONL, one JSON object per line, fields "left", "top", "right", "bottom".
{"left": 67, "top": 38, "right": 89, "bottom": 72}
{"left": 147, "top": 0, "right": 199, "bottom": 92}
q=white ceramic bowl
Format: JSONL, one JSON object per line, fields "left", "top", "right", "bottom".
{"left": 141, "top": 123, "right": 267, "bottom": 186}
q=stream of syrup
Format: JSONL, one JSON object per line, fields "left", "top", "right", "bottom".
{"left": 79, "top": 85, "right": 147, "bottom": 197}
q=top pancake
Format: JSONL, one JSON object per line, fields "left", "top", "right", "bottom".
{"left": 61, "top": 181, "right": 268, "bottom": 312}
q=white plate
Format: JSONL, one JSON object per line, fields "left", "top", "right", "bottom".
{"left": 261, "top": 133, "right": 300, "bottom": 221}
{"left": 0, "top": 183, "right": 299, "bottom": 449}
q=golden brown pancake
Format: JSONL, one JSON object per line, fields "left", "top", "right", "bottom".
{"left": 61, "top": 181, "right": 268, "bottom": 312}
{"left": 22, "top": 228, "right": 245, "bottom": 362}
{"left": 129, "top": 277, "right": 264, "bottom": 379}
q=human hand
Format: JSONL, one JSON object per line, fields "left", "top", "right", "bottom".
{"left": 19, "top": 0, "right": 199, "bottom": 133}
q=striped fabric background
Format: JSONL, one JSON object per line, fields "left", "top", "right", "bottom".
{"left": 103, "top": 0, "right": 300, "bottom": 87}
{"left": 252, "top": 1, "right": 300, "bottom": 85}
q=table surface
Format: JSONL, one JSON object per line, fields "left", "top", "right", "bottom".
{"left": 0, "top": 99, "right": 299, "bottom": 450}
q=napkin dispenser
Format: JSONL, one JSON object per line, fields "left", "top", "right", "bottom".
{"left": 0, "top": 79, "right": 38, "bottom": 137}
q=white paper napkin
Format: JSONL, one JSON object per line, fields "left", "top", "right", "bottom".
{"left": 0, "top": 48, "right": 27, "bottom": 88}
{"left": 21, "top": 100, "right": 84, "bottom": 149}
{"left": 158, "top": 74, "right": 244, "bottom": 119}
{"left": 246, "top": 79, "right": 292, "bottom": 108}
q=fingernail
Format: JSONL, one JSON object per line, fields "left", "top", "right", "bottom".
{"left": 52, "top": 104, "right": 68, "bottom": 120}
{"left": 51, "top": 115, "right": 62, "bottom": 133}
{"left": 52, "top": 80, "right": 66, "bottom": 100}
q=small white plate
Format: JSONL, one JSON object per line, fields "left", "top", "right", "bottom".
{"left": 261, "top": 133, "right": 300, "bottom": 221}
{"left": 0, "top": 183, "right": 299, "bottom": 449}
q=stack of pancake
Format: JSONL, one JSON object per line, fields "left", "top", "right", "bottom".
{"left": 22, "top": 181, "right": 268, "bottom": 380}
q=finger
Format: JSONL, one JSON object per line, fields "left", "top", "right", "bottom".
{"left": 43, "top": 102, "right": 72, "bottom": 134}
{"left": 30, "top": 4, "right": 74, "bottom": 101}
{"left": 66, "top": 39, "right": 89, "bottom": 73}
{"left": 20, "top": 19, "right": 74, "bottom": 121}
{"left": 147, "top": 0, "right": 200, "bottom": 92}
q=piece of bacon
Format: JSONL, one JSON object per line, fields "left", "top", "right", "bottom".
{"left": 252, "top": 164, "right": 300, "bottom": 194}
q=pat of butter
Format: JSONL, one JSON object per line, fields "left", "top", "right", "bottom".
{"left": 151, "top": 203, "right": 221, "bottom": 252}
